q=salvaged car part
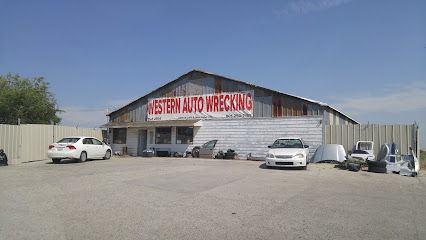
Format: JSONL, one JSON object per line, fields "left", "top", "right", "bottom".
{"left": 224, "top": 149, "right": 238, "bottom": 159}
{"left": 399, "top": 148, "right": 420, "bottom": 177}
{"left": 142, "top": 149, "right": 154, "bottom": 157}
{"left": 376, "top": 143, "right": 402, "bottom": 173}
{"left": 347, "top": 162, "right": 362, "bottom": 172}
{"left": 312, "top": 144, "right": 347, "bottom": 163}
{"left": 191, "top": 140, "right": 218, "bottom": 158}
{"left": 349, "top": 141, "right": 375, "bottom": 161}
{"left": 367, "top": 159, "right": 387, "bottom": 173}
{"left": 215, "top": 150, "right": 225, "bottom": 159}
{"left": 173, "top": 152, "right": 184, "bottom": 157}
{"left": 0, "top": 149, "right": 8, "bottom": 166}
{"left": 191, "top": 146, "right": 200, "bottom": 158}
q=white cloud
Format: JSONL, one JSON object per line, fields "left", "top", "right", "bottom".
{"left": 277, "top": 0, "right": 352, "bottom": 16}
{"left": 334, "top": 81, "right": 426, "bottom": 113}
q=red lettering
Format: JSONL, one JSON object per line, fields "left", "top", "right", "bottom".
{"left": 205, "top": 96, "right": 213, "bottom": 112}
{"left": 175, "top": 98, "right": 181, "bottom": 113}
{"left": 182, "top": 98, "right": 188, "bottom": 113}
{"left": 246, "top": 93, "right": 253, "bottom": 111}
{"left": 187, "top": 97, "right": 193, "bottom": 113}
{"left": 219, "top": 94, "right": 224, "bottom": 112}
{"left": 156, "top": 100, "right": 162, "bottom": 114}
{"left": 170, "top": 98, "right": 175, "bottom": 113}
{"left": 198, "top": 97, "right": 204, "bottom": 112}
{"left": 238, "top": 94, "right": 245, "bottom": 110}
{"left": 230, "top": 94, "right": 236, "bottom": 111}
{"left": 224, "top": 95, "right": 230, "bottom": 111}
{"left": 213, "top": 95, "right": 219, "bottom": 112}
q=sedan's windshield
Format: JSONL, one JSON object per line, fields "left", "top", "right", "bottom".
{"left": 271, "top": 139, "right": 303, "bottom": 148}
{"left": 57, "top": 138, "right": 80, "bottom": 143}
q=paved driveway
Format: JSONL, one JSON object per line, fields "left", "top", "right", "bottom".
{"left": 0, "top": 157, "right": 425, "bottom": 240}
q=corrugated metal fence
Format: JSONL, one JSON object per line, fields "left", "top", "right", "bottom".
{"left": 324, "top": 124, "right": 419, "bottom": 157}
{"left": 0, "top": 124, "right": 102, "bottom": 164}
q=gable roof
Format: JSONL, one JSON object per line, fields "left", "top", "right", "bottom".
{"left": 106, "top": 69, "right": 357, "bottom": 123}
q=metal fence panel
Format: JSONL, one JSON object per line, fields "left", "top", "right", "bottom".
{"left": 0, "top": 124, "right": 21, "bottom": 164}
{"left": 325, "top": 124, "right": 419, "bottom": 156}
{"left": 0, "top": 124, "right": 102, "bottom": 164}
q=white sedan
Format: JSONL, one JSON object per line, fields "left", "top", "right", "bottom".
{"left": 265, "top": 138, "right": 310, "bottom": 170}
{"left": 47, "top": 136, "right": 112, "bottom": 164}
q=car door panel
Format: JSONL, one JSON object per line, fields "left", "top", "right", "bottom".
{"left": 91, "top": 138, "right": 104, "bottom": 158}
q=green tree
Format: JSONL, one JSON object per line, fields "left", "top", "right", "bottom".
{"left": 0, "top": 73, "right": 61, "bottom": 124}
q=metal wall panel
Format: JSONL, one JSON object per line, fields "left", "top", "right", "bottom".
{"left": 0, "top": 124, "right": 21, "bottom": 164}
{"left": 254, "top": 96, "right": 272, "bottom": 118}
{"left": 0, "top": 124, "right": 103, "bottom": 164}
{"left": 20, "top": 124, "right": 53, "bottom": 162}
{"left": 324, "top": 124, "right": 419, "bottom": 156}
{"left": 193, "top": 116, "right": 323, "bottom": 160}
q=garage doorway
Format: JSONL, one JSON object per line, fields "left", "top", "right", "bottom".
{"left": 137, "top": 129, "right": 147, "bottom": 156}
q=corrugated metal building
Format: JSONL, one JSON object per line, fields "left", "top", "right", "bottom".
{"left": 104, "top": 70, "right": 357, "bottom": 159}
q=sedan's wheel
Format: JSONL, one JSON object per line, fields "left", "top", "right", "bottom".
{"left": 103, "top": 150, "right": 111, "bottom": 160}
{"left": 52, "top": 158, "right": 61, "bottom": 164}
{"left": 79, "top": 152, "right": 87, "bottom": 163}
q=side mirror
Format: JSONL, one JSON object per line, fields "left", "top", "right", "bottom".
{"left": 267, "top": 145, "right": 271, "bottom": 148}
{"left": 304, "top": 145, "right": 309, "bottom": 148}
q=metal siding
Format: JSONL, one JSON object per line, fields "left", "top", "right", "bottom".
{"left": 254, "top": 96, "right": 272, "bottom": 118}
{"left": 325, "top": 124, "right": 419, "bottom": 156}
{"left": 0, "top": 124, "right": 21, "bottom": 164}
{"left": 193, "top": 116, "right": 323, "bottom": 160}
{"left": 0, "top": 124, "right": 102, "bottom": 164}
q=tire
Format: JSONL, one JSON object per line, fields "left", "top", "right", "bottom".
{"left": 368, "top": 166, "right": 387, "bottom": 173}
{"left": 192, "top": 148, "right": 200, "bottom": 158}
{"left": 367, "top": 160, "right": 387, "bottom": 173}
{"left": 103, "top": 150, "right": 111, "bottom": 160}
{"left": 78, "top": 151, "right": 87, "bottom": 163}
{"left": 52, "top": 158, "right": 61, "bottom": 164}
{"left": 367, "top": 160, "right": 387, "bottom": 168}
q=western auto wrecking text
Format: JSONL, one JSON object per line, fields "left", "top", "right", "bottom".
{"left": 147, "top": 91, "right": 254, "bottom": 121}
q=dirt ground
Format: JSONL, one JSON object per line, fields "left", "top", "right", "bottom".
{"left": 1, "top": 157, "right": 425, "bottom": 240}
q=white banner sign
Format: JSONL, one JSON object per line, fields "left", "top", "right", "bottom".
{"left": 147, "top": 91, "right": 254, "bottom": 121}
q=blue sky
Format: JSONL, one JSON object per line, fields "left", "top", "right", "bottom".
{"left": 1, "top": 0, "right": 425, "bottom": 147}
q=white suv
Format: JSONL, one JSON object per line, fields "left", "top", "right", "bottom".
{"left": 47, "top": 136, "right": 112, "bottom": 164}
{"left": 265, "top": 138, "right": 309, "bottom": 170}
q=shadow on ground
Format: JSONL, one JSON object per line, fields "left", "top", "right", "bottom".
{"left": 258, "top": 162, "right": 306, "bottom": 171}
{"left": 45, "top": 159, "right": 83, "bottom": 164}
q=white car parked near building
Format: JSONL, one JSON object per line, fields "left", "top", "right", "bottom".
{"left": 265, "top": 138, "right": 310, "bottom": 169}
{"left": 47, "top": 136, "right": 112, "bottom": 164}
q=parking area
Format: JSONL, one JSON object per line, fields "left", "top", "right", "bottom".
{"left": 0, "top": 157, "right": 425, "bottom": 240}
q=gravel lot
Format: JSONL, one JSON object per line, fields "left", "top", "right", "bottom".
{"left": 1, "top": 157, "right": 425, "bottom": 240}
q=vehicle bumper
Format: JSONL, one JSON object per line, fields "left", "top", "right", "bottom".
{"left": 265, "top": 157, "right": 307, "bottom": 167}
{"left": 47, "top": 150, "right": 80, "bottom": 159}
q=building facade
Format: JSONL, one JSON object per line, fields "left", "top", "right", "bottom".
{"left": 104, "top": 70, "right": 357, "bottom": 159}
